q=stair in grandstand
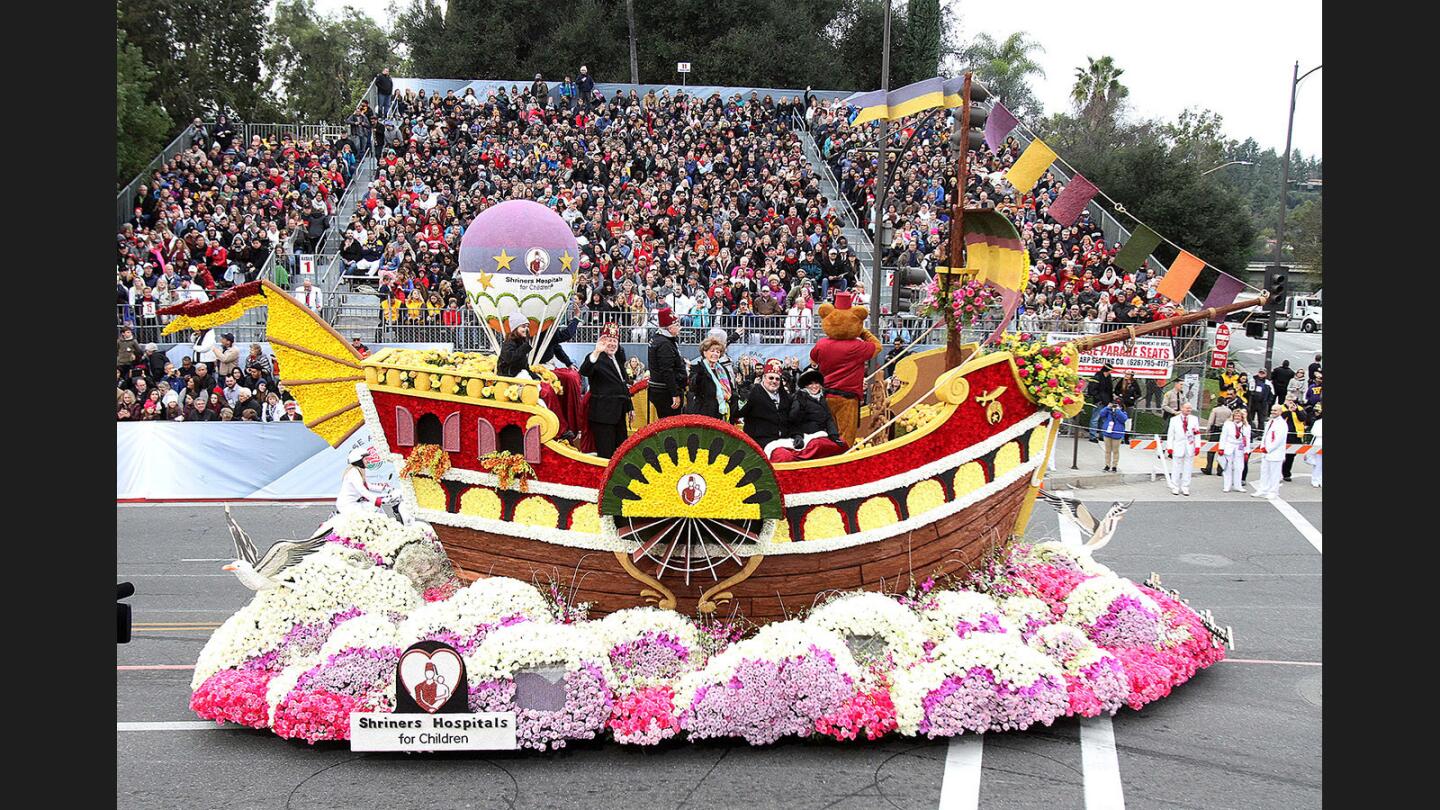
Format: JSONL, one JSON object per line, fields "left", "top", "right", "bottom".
{"left": 793, "top": 121, "right": 876, "bottom": 273}
{"left": 329, "top": 292, "right": 383, "bottom": 344}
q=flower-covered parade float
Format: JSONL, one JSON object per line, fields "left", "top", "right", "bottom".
{"left": 170, "top": 189, "right": 1264, "bottom": 749}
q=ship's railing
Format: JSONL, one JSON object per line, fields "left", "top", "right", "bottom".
{"left": 362, "top": 347, "right": 550, "bottom": 408}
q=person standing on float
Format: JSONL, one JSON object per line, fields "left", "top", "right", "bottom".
{"left": 1165, "top": 401, "right": 1203, "bottom": 496}
{"left": 1254, "top": 406, "right": 1289, "bottom": 498}
{"left": 579, "top": 322, "right": 633, "bottom": 459}
{"left": 647, "top": 308, "right": 686, "bottom": 421}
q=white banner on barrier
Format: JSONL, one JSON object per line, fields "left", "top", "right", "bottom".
{"left": 116, "top": 423, "right": 395, "bottom": 501}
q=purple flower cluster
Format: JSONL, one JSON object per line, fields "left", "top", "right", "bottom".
{"left": 919, "top": 666, "right": 1069, "bottom": 737}
{"left": 240, "top": 608, "right": 362, "bottom": 673}
{"left": 468, "top": 663, "right": 613, "bottom": 751}
{"left": 426, "top": 614, "right": 530, "bottom": 655}
{"left": 328, "top": 534, "right": 386, "bottom": 566}
{"left": 1066, "top": 657, "right": 1129, "bottom": 717}
{"left": 295, "top": 646, "right": 401, "bottom": 699}
{"left": 610, "top": 632, "right": 691, "bottom": 685}
{"left": 1086, "top": 596, "right": 1162, "bottom": 649}
{"left": 954, "top": 614, "right": 1009, "bottom": 639}
{"left": 684, "top": 648, "right": 856, "bottom": 746}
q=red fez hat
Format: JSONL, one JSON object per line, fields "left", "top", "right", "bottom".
{"left": 657, "top": 308, "right": 677, "bottom": 328}
{"left": 600, "top": 321, "right": 619, "bottom": 340}
{"left": 763, "top": 358, "right": 784, "bottom": 376}
{"left": 832, "top": 292, "right": 854, "bottom": 309}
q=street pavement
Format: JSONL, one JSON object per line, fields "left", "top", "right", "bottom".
{"left": 118, "top": 481, "right": 1322, "bottom": 809}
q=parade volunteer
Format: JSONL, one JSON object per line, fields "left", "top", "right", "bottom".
{"left": 1218, "top": 407, "right": 1251, "bottom": 494}
{"left": 1165, "top": 402, "right": 1203, "bottom": 496}
{"left": 337, "top": 446, "right": 395, "bottom": 514}
{"left": 1254, "top": 406, "right": 1289, "bottom": 498}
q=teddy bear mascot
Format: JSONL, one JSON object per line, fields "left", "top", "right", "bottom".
{"left": 809, "top": 292, "right": 881, "bottom": 448}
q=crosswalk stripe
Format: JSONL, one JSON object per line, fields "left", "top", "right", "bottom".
{"left": 937, "top": 734, "right": 984, "bottom": 809}
{"left": 1267, "top": 496, "right": 1322, "bottom": 553}
{"left": 117, "top": 721, "right": 230, "bottom": 731}
{"left": 1080, "top": 716, "right": 1125, "bottom": 809}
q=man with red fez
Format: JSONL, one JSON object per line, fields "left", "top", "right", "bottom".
{"left": 579, "top": 322, "right": 634, "bottom": 459}
{"left": 646, "top": 307, "right": 687, "bottom": 421}
{"left": 736, "top": 358, "right": 791, "bottom": 452}
{"left": 809, "top": 292, "right": 881, "bottom": 447}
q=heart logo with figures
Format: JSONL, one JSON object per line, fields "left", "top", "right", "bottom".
{"left": 677, "top": 474, "right": 706, "bottom": 506}
{"left": 398, "top": 646, "right": 464, "bottom": 713}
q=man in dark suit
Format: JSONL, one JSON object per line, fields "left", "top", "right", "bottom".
{"left": 736, "top": 358, "right": 791, "bottom": 450}
{"left": 647, "top": 308, "right": 686, "bottom": 421}
{"left": 579, "top": 322, "right": 634, "bottom": 459}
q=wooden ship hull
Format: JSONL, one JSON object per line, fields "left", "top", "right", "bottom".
{"left": 358, "top": 344, "right": 1065, "bottom": 622}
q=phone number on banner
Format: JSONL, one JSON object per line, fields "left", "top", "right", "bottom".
{"left": 1045, "top": 333, "right": 1175, "bottom": 380}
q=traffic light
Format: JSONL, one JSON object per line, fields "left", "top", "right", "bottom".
{"left": 1265, "top": 273, "right": 1288, "bottom": 312}
{"left": 1245, "top": 321, "right": 1265, "bottom": 338}
{"left": 891, "top": 267, "right": 933, "bottom": 314}
{"left": 949, "top": 81, "right": 991, "bottom": 153}
{"left": 118, "top": 582, "right": 135, "bottom": 644}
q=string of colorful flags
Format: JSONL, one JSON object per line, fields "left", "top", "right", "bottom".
{"left": 842, "top": 77, "right": 1259, "bottom": 318}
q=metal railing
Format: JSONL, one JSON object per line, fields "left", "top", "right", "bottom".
{"left": 117, "top": 124, "right": 198, "bottom": 229}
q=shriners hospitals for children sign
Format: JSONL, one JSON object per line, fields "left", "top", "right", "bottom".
{"left": 1045, "top": 333, "right": 1175, "bottom": 379}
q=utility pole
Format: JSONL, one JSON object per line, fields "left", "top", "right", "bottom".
{"left": 870, "top": 0, "right": 892, "bottom": 340}
{"left": 1266, "top": 60, "right": 1320, "bottom": 372}
{"left": 626, "top": 0, "right": 639, "bottom": 86}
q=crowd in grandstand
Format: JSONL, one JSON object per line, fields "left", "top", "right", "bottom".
{"left": 117, "top": 114, "right": 368, "bottom": 343}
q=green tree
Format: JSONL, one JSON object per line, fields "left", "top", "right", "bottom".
{"left": 118, "top": 0, "right": 267, "bottom": 124}
{"left": 265, "top": 0, "right": 391, "bottom": 122}
{"left": 1070, "top": 55, "right": 1128, "bottom": 123}
{"left": 959, "top": 31, "right": 1046, "bottom": 117}
{"left": 897, "top": 0, "right": 942, "bottom": 85}
{"left": 392, "top": 0, "right": 453, "bottom": 78}
{"left": 1287, "top": 198, "right": 1321, "bottom": 275}
{"left": 117, "top": 25, "right": 172, "bottom": 186}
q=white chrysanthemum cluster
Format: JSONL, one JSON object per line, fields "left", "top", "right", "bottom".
{"left": 192, "top": 547, "right": 421, "bottom": 688}
{"left": 806, "top": 591, "right": 928, "bottom": 665}
{"left": 1062, "top": 576, "right": 1160, "bottom": 628}
{"left": 320, "top": 613, "right": 400, "bottom": 658}
{"left": 465, "top": 621, "right": 613, "bottom": 683}
{"left": 328, "top": 510, "right": 439, "bottom": 566}
{"left": 597, "top": 608, "right": 704, "bottom": 656}
{"left": 891, "top": 633, "right": 1064, "bottom": 735}
{"left": 919, "top": 591, "right": 1018, "bottom": 641}
{"left": 394, "top": 576, "right": 554, "bottom": 648}
{"left": 673, "top": 619, "right": 861, "bottom": 710}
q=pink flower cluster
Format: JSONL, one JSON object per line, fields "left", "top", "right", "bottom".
{"left": 1063, "top": 658, "right": 1130, "bottom": 717}
{"left": 955, "top": 614, "right": 1010, "bottom": 639}
{"left": 189, "top": 670, "right": 272, "bottom": 728}
{"left": 327, "top": 533, "right": 386, "bottom": 567}
{"left": 817, "top": 688, "right": 899, "bottom": 741}
{"left": 609, "top": 686, "right": 682, "bottom": 745}
{"left": 295, "top": 646, "right": 401, "bottom": 699}
{"left": 1085, "top": 595, "right": 1163, "bottom": 648}
{"left": 422, "top": 580, "right": 460, "bottom": 602}
{"left": 1106, "top": 587, "right": 1227, "bottom": 710}
{"left": 684, "top": 648, "right": 855, "bottom": 746}
{"left": 272, "top": 689, "right": 362, "bottom": 744}
{"left": 920, "top": 666, "right": 1069, "bottom": 737}
{"left": 468, "top": 663, "right": 614, "bottom": 751}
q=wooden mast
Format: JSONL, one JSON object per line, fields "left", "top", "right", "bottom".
{"left": 943, "top": 73, "right": 973, "bottom": 370}
{"left": 1067, "top": 293, "right": 1269, "bottom": 353}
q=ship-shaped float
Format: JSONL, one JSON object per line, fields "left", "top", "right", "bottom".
{"left": 161, "top": 274, "right": 1261, "bottom": 623}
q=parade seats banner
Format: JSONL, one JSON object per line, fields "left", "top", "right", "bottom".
{"left": 117, "top": 424, "right": 396, "bottom": 502}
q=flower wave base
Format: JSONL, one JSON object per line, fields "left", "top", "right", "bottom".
{"left": 190, "top": 514, "right": 1226, "bottom": 747}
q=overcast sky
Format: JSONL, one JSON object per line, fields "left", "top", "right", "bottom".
{"left": 302, "top": 0, "right": 1321, "bottom": 157}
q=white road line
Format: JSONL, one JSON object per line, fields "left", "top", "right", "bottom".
{"left": 180, "top": 558, "right": 231, "bottom": 562}
{"left": 117, "top": 574, "right": 231, "bottom": 578}
{"left": 937, "top": 734, "right": 984, "bottom": 809}
{"left": 117, "top": 721, "right": 231, "bottom": 732}
{"left": 1080, "top": 716, "right": 1125, "bottom": 810}
{"left": 1267, "top": 496, "right": 1322, "bottom": 553}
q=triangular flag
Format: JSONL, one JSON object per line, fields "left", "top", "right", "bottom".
{"left": 1047, "top": 174, "right": 1098, "bottom": 226}
{"left": 984, "top": 101, "right": 1019, "bottom": 151}
{"left": 1005, "top": 139, "right": 1057, "bottom": 194}
{"left": 1113, "top": 225, "right": 1162, "bottom": 273}
{"left": 1157, "top": 250, "right": 1205, "bottom": 303}
{"left": 1202, "top": 272, "right": 1246, "bottom": 321}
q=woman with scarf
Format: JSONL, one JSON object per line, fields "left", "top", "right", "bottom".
{"left": 686, "top": 337, "right": 737, "bottom": 423}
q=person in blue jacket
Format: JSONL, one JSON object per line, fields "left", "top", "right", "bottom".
{"left": 1096, "top": 399, "right": 1129, "bottom": 472}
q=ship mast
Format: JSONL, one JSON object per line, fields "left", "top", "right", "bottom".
{"left": 1066, "top": 293, "right": 1269, "bottom": 354}
{"left": 943, "top": 73, "right": 974, "bottom": 370}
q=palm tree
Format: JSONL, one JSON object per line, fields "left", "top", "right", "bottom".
{"left": 1071, "top": 55, "right": 1129, "bottom": 116}
{"left": 960, "top": 31, "right": 1046, "bottom": 116}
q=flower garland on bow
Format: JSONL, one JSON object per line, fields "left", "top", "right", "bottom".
{"left": 992, "top": 332, "right": 1084, "bottom": 419}
{"left": 914, "top": 278, "right": 999, "bottom": 328}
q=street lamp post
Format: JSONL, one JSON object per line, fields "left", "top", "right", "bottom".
{"left": 1200, "top": 160, "right": 1255, "bottom": 176}
{"left": 869, "top": 0, "right": 893, "bottom": 341}
{"left": 1265, "top": 61, "right": 1320, "bottom": 372}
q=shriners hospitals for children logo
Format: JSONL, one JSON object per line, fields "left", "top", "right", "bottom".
{"left": 396, "top": 641, "right": 467, "bottom": 714}
{"left": 524, "top": 247, "right": 550, "bottom": 276}
{"left": 678, "top": 474, "right": 706, "bottom": 506}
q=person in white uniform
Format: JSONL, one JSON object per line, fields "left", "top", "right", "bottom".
{"left": 1254, "top": 406, "right": 1289, "bottom": 498}
{"left": 1217, "top": 407, "right": 1251, "bottom": 493}
{"left": 336, "top": 446, "right": 394, "bottom": 514}
{"left": 1308, "top": 407, "right": 1323, "bottom": 488}
{"left": 1165, "top": 401, "right": 1203, "bottom": 495}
